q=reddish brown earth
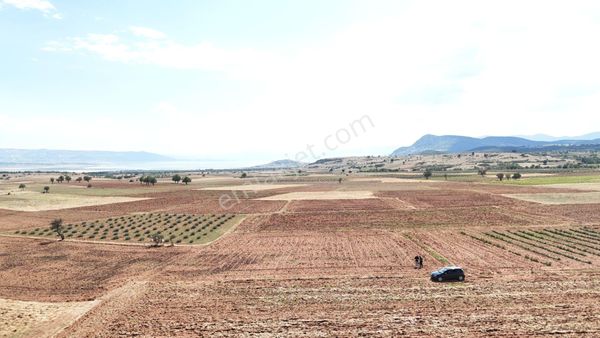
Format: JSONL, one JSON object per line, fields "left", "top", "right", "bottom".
{"left": 0, "top": 237, "right": 185, "bottom": 302}
{"left": 2, "top": 177, "right": 600, "bottom": 336}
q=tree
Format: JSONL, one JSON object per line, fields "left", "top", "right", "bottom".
{"left": 43, "top": 186, "right": 50, "bottom": 193}
{"left": 75, "top": 177, "right": 82, "bottom": 183}
{"left": 512, "top": 173, "right": 522, "bottom": 180}
{"left": 423, "top": 170, "right": 432, "bottom": 180}
{"left": 496, "top": 173, "right": 505, "bottom": 181}
{"left": 151, "top": 232, "right": 164, "bottom": 247}
{"left": 149, "top": 177, "right": 157, "bottom": 186}
{"left": 65, "top": 175, "right": 71, "bottom": 183}
{"left": 182, "top": 176, "right": 191, "bottom": 185}
{"left": 57, "top": 175, "right": 64, "bottom": 183}
{"left": 50, "top": 218, "right": 64, "bottom": 241}
{"left": 169, "top": 234, "right": 176, "bottom": 246}
{"left": 240, "top": 172, "right": 247, "bottom": 178}
{"left": 50, "top": 177, "right": 55, "bottom": 184}
{"left": 172, "top": 174, "right": 182, "bottom": 184}
{"left": 139, "top": 176, "right": 146, "bottom": 184}
{"left": 83, "top": 176, "right": 92, "bottom": 183}
{"left": 18, "top": 183, "right": 26, "bottom": 190}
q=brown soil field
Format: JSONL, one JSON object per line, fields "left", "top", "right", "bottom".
{"left": 286, "top": 198, "right": 396, "bottom": 212}
{"left": 198, "top": 183, "right": 307, "bottom": 191}
{"left": 59, "top": 275, "right": 600, "bottom": 337}
{"left": 376, "top": 189, "right": 515, "bottom": 208}
{"left": 508, "top": 203, "right": 600, "bottom": 225}
{"left": 258, "top": 190, "right": 375, "bottom": 200}
{"left": 2, "top": 173, "right": 600, "bottom": 336}
{"left": 0, "top": 237, "right": 185, "bottom": 302}
{"left": 251, "top": 207, "right": 539, "bottom": 232}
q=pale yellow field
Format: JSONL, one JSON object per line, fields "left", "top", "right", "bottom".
{"left": 258, "top": 190, "right": 375, "bottom": 200}
{"left": 0, "top": 297, "right": 97, "bottom": 338}
{"left": 503, "top": 192, "right": 600, "bottom": 205}
{"left": 199, "top": 184, "right": 306, "bottom": 191}
{"left": 350, "top": 177, "right": 442, "bottom": 184}
{"left": 0, "top": 191, "right": 148, "bottom": 211}
{"left": 542, "top": 183, "right": 600, "bottom": 191}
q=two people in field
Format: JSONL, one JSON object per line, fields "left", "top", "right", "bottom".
{"left": 414, "top": 255, "right": 424, "bottom": 269}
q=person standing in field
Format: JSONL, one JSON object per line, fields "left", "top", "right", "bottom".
{"left": 414, "top": 255, "right": 420, "bottom": 269}
{"left": 418, "top": 255, "right": 424, "bottom": 269}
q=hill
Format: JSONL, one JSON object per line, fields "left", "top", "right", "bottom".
{"left": 249, "top": 159, "right": 306, "bottom": 169}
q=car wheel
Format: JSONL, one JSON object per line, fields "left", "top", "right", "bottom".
{"left": 458, "top": 275, "right": 464, "bottom": 281}
{"left": 437, "top": 277, "right": 443, "bottom": 282}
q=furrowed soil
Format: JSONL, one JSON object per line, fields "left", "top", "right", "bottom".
{"left": 2, "top": 174, "right": 600, "bottom": 337}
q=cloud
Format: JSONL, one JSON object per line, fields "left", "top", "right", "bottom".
{"left": 129, "top": 26, "right": 166, "bottom": 39}
{"left": 2, "top": 0, "right": 62, "bottom": 18}
{"left": 37, "top": 1, "right": 600, "bottom": 155}
{"left": 43, "top": 29, "right": 277, "bottom": 76}
{"left": 2, "top": 0, "right": 54, "bottom": 12}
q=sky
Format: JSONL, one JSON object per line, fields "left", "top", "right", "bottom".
{"left": 2, "top": 0, "right": 600, "bottom": 163}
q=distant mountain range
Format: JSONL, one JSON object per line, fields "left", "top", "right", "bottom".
{"left": 515, "top": 132, "right": 600, "bottom": 142}
{"left": 0, "top": 148, "right": 172, "bottom": 164}
{"left": 391, "top": 134, "right": 600, "bottom": 156}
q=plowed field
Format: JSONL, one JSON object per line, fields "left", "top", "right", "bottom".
{"left": 2, "top": 174, "right": 600, "bottom": 337}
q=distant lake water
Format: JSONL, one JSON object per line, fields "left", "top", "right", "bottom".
{"left": 0, "top": 160, "right": 253, "bottom": 172}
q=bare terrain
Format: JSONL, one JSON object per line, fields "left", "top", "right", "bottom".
{"left": 1, "top": 169, "right": 600, "bottom": 336}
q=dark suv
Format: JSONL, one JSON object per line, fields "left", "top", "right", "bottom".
{"left": 431, "top": 266, "right": 465, "bottom": 282}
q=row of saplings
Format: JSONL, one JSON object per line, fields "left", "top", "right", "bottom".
{"left": 50, "top": 218, "right": 169, "bottom": 246}
{"left": 48, "top": 218, "right": 211, "bottom": 246}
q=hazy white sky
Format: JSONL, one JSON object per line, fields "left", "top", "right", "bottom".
{"left": 2, "top": 0, "right": 600, "bottom": 161}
